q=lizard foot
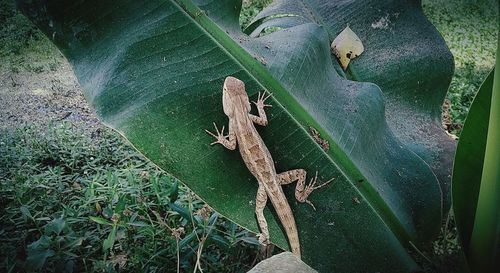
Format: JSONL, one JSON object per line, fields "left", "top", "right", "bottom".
{"left": 205, "top": 122, "right": 228, "bottom": 145}
{"left": 301, "top": 171, "right": 334, "bottom": 210}
{"left": 252, "top": 90, "right": 273, "bottom": 109}
{"left": 307, "top": 171, "right": 334, "bottom": 191}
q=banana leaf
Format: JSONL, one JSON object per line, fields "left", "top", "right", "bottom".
{"left": 16, "top": 0, "right": 454, "bottom": 271}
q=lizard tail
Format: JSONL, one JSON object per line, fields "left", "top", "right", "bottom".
{"left": 290, "top": 237, "right": 301, "bottom": 258}
{"left": 271, "top": 194, "right": 302, "bottom": 258}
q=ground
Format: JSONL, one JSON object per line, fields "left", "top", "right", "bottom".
{"left": 0, "top": 0, "right": 497, "bottom": 272}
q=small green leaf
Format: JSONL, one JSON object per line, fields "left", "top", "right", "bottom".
{"left": 63, "top": 237, "right": 84, "bottom": 249}
{"left": 169, "top": 179, "right": 179, "bottom": 203}
{"left": 208, "top": 213, "right": 218, "bottom": 226}
{"left": 26, "top": 249, "right": 55, "bottom": 271}
{"left": 103, "top": 225, "right": 117, "bottom": 251}
{"left": 89, "top": 216, "right": 113, "bottom": 226}
{"left": 179, "top": 232, "right": 198, "bottom": 248}
{"left": 210, "top": 234, "right": 230, "bottom": 248}
{"left": 168, "top": 203, "right": 192, "bottom": 224}
{"left": 26, "top": 236, "right": 55, "bottom": 271}
{"left": 20, "top": 205, "right": 32, "bottom": 221}
{"left": 28, "top": 235, "right": 51, "bottom": 250}
{"left": 44, "top": 216, "right": 66, "bottom": 235}
{"left": 102, "top": 207, "right": 113, "bottom": 219}
{"left": 115, "top": 195, "right": 127, "bottom": 214}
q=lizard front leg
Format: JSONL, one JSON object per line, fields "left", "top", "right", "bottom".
{"left": 277, "top": 169, "right": 333, "bottom": 210}
{"left": 255, "top": 185, "right": 270, "bottom": 246}
{"left": 250, "top": 91, "right": 272, "bottom": 126}
{"left": 205, "top": 121, "right": 236, "bottom": 150}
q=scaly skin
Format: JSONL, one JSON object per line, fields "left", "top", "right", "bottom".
{"left": 206, "top": 76, "right": 332, "bottom": 258}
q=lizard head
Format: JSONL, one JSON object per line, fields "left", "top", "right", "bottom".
{"left": 222, "top": 76, "right": 251, "bottom": 117}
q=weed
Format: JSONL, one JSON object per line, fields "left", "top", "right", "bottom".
{"left": 0, "top": 124, "right": 260, "bottom": 272}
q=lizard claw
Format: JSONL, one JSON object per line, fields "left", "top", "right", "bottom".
{"left": 307, "top": 171, "right": 334, "bottom": 191}
{"left": 204, "top": 129, "right": 216, "bottom": 138}
{"left": 252, "top": 90, "right": 273, "bottom": 109}
{"left": 300, "top": 172, "right": 334, "bottom": 209}
{"left": 305, "top": 199, "right": 317, "bottom": 211}
{"left": 205, "top": 122, "right": 228, "bottom": 145}
{"left": 262, "top": 90, "right": 273, "bottom": 101}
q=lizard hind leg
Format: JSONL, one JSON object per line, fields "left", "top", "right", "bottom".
{"left": 277, "top": 169, "right": 333, "bottom": 210}
{"left": 255, "top": 185, "right": 270, "bottom": 247}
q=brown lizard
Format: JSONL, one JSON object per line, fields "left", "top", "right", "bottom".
{"left": 206, "top": 76, "right": 332, "bottom": 258}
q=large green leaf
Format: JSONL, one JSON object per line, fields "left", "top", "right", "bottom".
{"left": 246, "top": 0, "right": 456, "bottom": 212}
{"left": 453, "top": 63, "right": 499, "bottom": 272}
{"left": 465, "top": 33, "right": 500, "bottom": 271}
{"left": 17, "top": 0, "right": 451, "bottom": 271}
{"left": 452, "top": 70, "right": 493, "bottom": 254}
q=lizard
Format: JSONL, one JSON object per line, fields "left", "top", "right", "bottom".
{"left": 205, "top": 76, "right": 332, "bottom": 258}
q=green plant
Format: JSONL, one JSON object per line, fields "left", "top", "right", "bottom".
{"left": 452, "top": 33, "right": 499, "bottom": 272}
{"left": 14, "top": 0, "right": 457, "bottom": 271}
{"left": 0, "top": 0, "right": 42, "bottom": 56}
{"left": 0, "top": 124, "right": 260, "bottom": 272}
{"left": 24, "top": 215, "right": 83, "bottom": 271}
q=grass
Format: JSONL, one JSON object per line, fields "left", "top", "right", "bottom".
{"left": 423, "top": 0, "right": 498, "bottom": 134}
{"left": 0, "top": 0, "right": 63, "bottom": 75}
{"left": 0, "top": 124, "right": 260, "bottom": 272}
{"left": 0, "top": 0, "right": 41, "bottom": 57}
{"left": 0, "top": 0, "right": 497, "bottom": 272}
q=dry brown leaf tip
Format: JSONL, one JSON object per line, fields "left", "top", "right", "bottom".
{"left": 331, "top": 25, "right": 364, "bottom": 70}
